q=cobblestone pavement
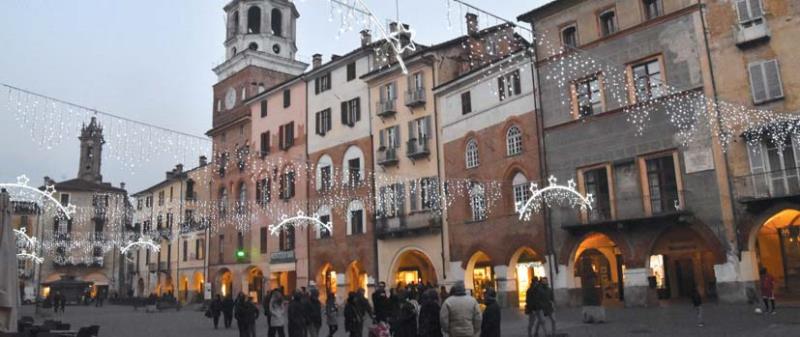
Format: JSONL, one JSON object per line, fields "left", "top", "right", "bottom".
{"left": 20, "top": 302, "right": 800, "bottom": 337}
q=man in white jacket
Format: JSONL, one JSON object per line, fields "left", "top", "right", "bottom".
{"left": 440, "top": 283, "right": 481, "bottom": 337}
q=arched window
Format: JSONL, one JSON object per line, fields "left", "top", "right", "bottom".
{"left": 561, "top": 26, "right": 577, "bottom": 47}
{"left": 343, "top": 146, "right": 365, "bottom": 187}
{"left": 247, "top": 6, "right": 262, "bottom": 34}
{"left": 316, "top": 205, "right": 332, "bottom": 239}
{"left": 506, "top": 126, "right": 523, "bottom": 156}
{"left": 237, "top": 182, "right": 247, "bottom": 214}
{"left": 219, "top": 187, "right": 228, "bottom": 218}
{"left": 316, "top": 155, "right": 334, "bottom": 192}
{"left": 466, "top": 139, "right": 479, "bottom": 169}
{"left": 512, "top": 172, "right": 530, "bottom": 212}
{"left": 469, "top": 182, "right": 486, "bottom": 221}
{"left": 271, "top": 9, "right": 283, "bottom": 36}
{"left": 347, "top": 200, "right": 366, "bottom": 235}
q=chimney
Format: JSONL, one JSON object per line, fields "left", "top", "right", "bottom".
{"left": 199, "top": 155, "right": 208, "bottom": 167}
{"left": 175, "top": 164, "right": 184, "bottom": 173}
{"left": 466, "top": 13, "right": 479, "bottom": 35}
{"left": 166, "top": 171, "right": 174, "bottom": 180}
{"left": 312, "top": 54, "right": 323, "bottom": 69}
{"left": 331, "top": 54, "right": 341, "bottom": 61}
{"left": 389, "top": 22, "right": 398, "bottom": 33}
{"left": 120, "top": 182, "right": 126, "bottom": 190}
{"left": 44, "top": 176, "right": 51, "bottom": 186}
{"left": 360, "top": 29, "right": 372, "bottom": 47}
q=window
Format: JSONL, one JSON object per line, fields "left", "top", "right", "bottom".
{"left": 145, "top": 196, "right": 152, "bottom": 208}
{"left": 259, "top": 100, "right": 268, "bottom": 117}
{"left": 379, "top": 126, "right": 401, "bottom": 150}
{"left": 315, "top": 73, "right": 332, "bottom": 94}
{"left": 748, "top": 60, "right": 784, "bottom": 104}
{"left": 746, "top": 138, "right": 800, "bottom": 197}
{"left": 461, "top": 91, "right": 472, "bottom": 115}
{"left": 247, "top": 6, "right": 261, "bottom": 34}
{"left": 237, "top": 232, "right": 244, "bottom": 251}
{"left": 183, "top": 241, "right": 188, "bottom": 262}
{"left": 347, "top": 62, "right": 357, "bottom": 81}
{"left": 466, "top": 139, "right": 479, "bottom": 169}
{"left": 643, "top": 0, "right": 662, "bottom": 20}
{"left": 219, "top": 187, "right": 228, "bottom": 218}
{"left": 410, "top": 177, "right": 440, "bottom": 212}
{"left": 136, "top": 199, "right": 143, "bottom": 210}
{"left": 195, "top": 239, "right": 205, "bottom": 260}
{"left": 599, "top": 10, "right": 617, "bottom": 37}
{"left": 343, "top": 146, "right": 364, "bottom": 186}
{"left": 583, "top": 167, "right": 611, "bottom": 221}
{"left": 736, "top": 0, "right": 764, "bottom": 27}
{"left": 382, "top": 82, "right": 397, "bottom": 102}
{"left": 231, "top": 11, "right": 240, "bottom": 36}
{"left": 315, "top": 109, "right": 332, "bottom": 136}
{"left": 409, "top": 116, "right": 431, "bottom": 145}
{"left": 378, "top": 183, "right": 405, "bottom": 218}
{"left": 348, "top": 201, "right": 366, "bottom": 235}
{"left": 279, "top": 122, "right": 295, "bottom": 150}
{"left": 249, "top": 43, "right": 258, "bottom": 51}
{"left": 497, "top": 70, "right": 521, "bottom": 101}
{"left": 561, "top": 26, "right": 578, "bottom": 47}
{"left": 645, "top": 155, "right": 680, "bottom": 214}
{"left": 260, "top": 227, "right": 268, "bottom": 254}
{"left": 237, "top": 183, "right": 247, "bottom": 214}
{"left": 341, "top": 98, "right": 361, "bottom": 126}
{"left": 506, "top": 126, "right": 523, "bottom": 156}
{"left": 318, "top": 213, "right": 332, "bottom": 238}
{"left": 347, "top": 158, "right": 361, "bottom": 187}
{"left": 158, "top": 191, "right": 165, "bottom": 206}
{"left": 630, "top": 58, "right": 665, "bottom": 102}
{"left": 283, "top": 89, "right": 291, "bottom": 108}
{"left": 256, "top": 178, "right": 271, "bottom": 206}
{"left": 280, "top": 170, "right": 296, "bottom": 200}
{"left": 60, "top": 193, "right": 70, "bottom": 206}
{"left": 317, "top": 155, "right": 333, "bottom": 192}
{"left": 279, "top": 227, "right": 294, "bottom": 251}
{"left": 410, "top": 72, "right": 424, "bottom": 92}
{"left": 512, "top": 173, "right": 530, "bottom": 212}
{"left": 271, "top": 8, "right": 283, "bottom": 36}
{"left": 574, "top": 75, "right": 603, "bottom": 117}
{"left": 470, "top": 182, "right": 487, "bottom": 221}
{"left": 260, "top": 131, "right": 270, "bottom": 157}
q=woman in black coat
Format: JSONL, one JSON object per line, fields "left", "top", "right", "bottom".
{"left": 344, "top": 292, "right": 364, "bottom": 337}
{"left": 393, "top": 289, "right": 418, "bottom": 337}
{"left": 418, "top": 289, "right": 442, "bottom": 337}
{"left": 287, "top": 291, "right": 307, "bottom": 337}
{"left": 480, "top": 289, "right": 501, "bottom": 337}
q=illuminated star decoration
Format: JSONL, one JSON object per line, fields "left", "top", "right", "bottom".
{"left": 16, "top": 175, "right": 30, "bottom": 186}
{"left": 120, "top": 236, "right": 160, "bottom": 255}
{"left": 385, "top": 22, "right": 417, "bottom": 74}
{"left": 516, "top": 175, "right": 594, "bottom": 221}
{"left": 0, "top": 174, "right": 75, "bottom": 220}
{"left": 269, "top": 211, "right": 333, "bottom": 236}
{"left": 14, "top": 228, "right": 43, "bottom": 264}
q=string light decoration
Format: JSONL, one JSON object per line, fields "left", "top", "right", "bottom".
{"left": 269, "top": 211, "right": 333, "bottom": 236}
{"left": 14, "top": 228, "right": 44, "bottom": 264}
{"left": 516, "top": 175, "right": 594, "bottom": 222}
{"left": 0, "top": 174, "right": 75, "bottom": 219}
{"left": 119, "top": 236, "right": 161, "bottom": 254}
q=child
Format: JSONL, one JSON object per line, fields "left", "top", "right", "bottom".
{"left": 325, "top": 292, "right": 339, "bottom": 337}
{"left": 760, "top": 268, "right": 776, "bottom": 314}
{"left": 691, "top": 287, "right": 703, "bottom": 327}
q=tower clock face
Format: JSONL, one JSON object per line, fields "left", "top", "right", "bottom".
{"left": 224, "top": 88, "right": 236, "bottom": 110}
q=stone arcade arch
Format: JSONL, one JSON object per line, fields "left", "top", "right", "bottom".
{"left": 390, "top": 249, "right": 437, "bottom": 288}
{"left": 749, "top": 209, "right": 800, "bottom": 297}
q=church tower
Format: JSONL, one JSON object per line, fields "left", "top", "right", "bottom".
{"left": 78, "top": 117, "right": 104, "bottom": 183}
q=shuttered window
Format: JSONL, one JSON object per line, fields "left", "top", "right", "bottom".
{"left": 736, "top": 0, "right": 763, "bottom": 24}
{"left": 748, "top": 60, "right": 784, "bottom": 104}
{"left": 315, "top": 109, "right": 332, "bottom": 136}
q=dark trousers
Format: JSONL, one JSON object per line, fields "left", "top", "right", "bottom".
{"left": 224, "top": 312, "right": 233, "bottom": 328}
{"left": 213, "top": 315, "right": 220, "bottom": 328}
{"left": 269, "top": 326, "right": 286, "bottom": 337}
{"left": 328, "top": 324, "right": 338, "bottom": 337}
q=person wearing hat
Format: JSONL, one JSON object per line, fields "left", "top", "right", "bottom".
{"left": 480, "top": 288, "right": 500, "bottom": 337}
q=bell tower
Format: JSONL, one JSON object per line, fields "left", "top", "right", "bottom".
{"left": 78, "top": 117, "right": 105, "bottom": 183}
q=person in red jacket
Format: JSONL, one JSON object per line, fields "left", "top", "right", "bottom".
{"left": 760, "top": 268, "right": 776, "bottom": 314}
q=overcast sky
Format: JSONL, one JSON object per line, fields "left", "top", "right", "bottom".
{"left": 0, "top": 0, "right": 545, "bottom": 192}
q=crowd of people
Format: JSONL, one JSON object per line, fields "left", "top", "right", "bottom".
{"left": 205, "top": 278, "right": 557, "bottom": 337}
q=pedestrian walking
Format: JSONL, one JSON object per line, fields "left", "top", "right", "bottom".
{"left": 236, "top": 295, "right": 260, "bottom": 337}
{"left": 418, "top": 289, "right": 442, "bottom": 337}
{"left": 223, "top": 295, "right": 235, "bottom": 329}
{"left": 480, "top": 288, "right": 501, "bottom": 337}
{"left": 356, "top": 288, "right": 373, "bottom": 321}
{"left": 234, "top": 293, "right": 248, "bottom": 337}
{"left": 760, "top": 268, "right": 776, "bottom": 314}
{"left": 52, "top": 292, "right": 60, "bottom": 314}
{"left": 372, "top": 282, "right": 390, "bottom": 324}
{"left": 324, "top": 293, "right": 338, "bottom": 337}
{"left": 439, "top": 282, "right": 481, "bottom": 337}
{"left": 526, "top": 278, "right": 542, "bottom": 337}
{"left": 393, "top": 289, "right": 418, "bottom": 337}
{"left": 535, "top": 279, "right": 556, "bottom": 337}
{"left": 210, "top": 295, "right": 223, "bottom": 329}
{"left": 307, "top": 288, "right": 322, "bottom": 337}
{"left": 289, "top": 290, "right": 308, "bottom": 337}
{"left": 344, "top": 292, "right": 364, "bottom": 337}
{"left": 269, "top": 289, "right": 287, "bottom": 337}
{"left": 691, "top": 286, "right": 703, "bottom": 327}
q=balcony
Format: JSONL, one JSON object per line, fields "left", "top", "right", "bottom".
{"left": 734, "top": 168, "right": 800, "bottom": 204}
{"left": 270, "top": 250, "right": 296, "bottom": 264}
{"left": 377, "top": 212, "right": 442, "bottom": 239}
{"left": 377, "top": 148, "right": 399, "bottom": 167}
{"left": 735, "top": 19, "right": 770, "bottom": 47}
{"left": 158, "top": 261, "right": 169, "bottom": 272}
{"left": 405, "top": 88, "right": 426, "bottom": 107}
{"left": 564, "top": 191, "right": 687, "bottom": 232}
{"left": 376, "top": 99, "right": 397, "bottom": 118}
{"left": 406, "top": 138, "right": 430, "bottom": 159}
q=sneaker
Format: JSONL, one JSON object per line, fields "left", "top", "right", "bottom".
{"left": 697, "top": 323, "right": 704, "bottom": 327}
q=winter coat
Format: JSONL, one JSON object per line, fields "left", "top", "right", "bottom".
{"left": 210, "top": 299, "right": 223, "bottom": 318}
{"left": 222, "top": 297, "right": 235, "bottom": 315}
{"left": 270, "top": 295, "right": 287, "bottom": 327}
{"left": 524, "top": 285, "right": 538, "bottom": 314}
{"left": 440, "top": 294, "right": 481, "bottom": 337}
{"left": 235, "top": 300, "right": 259, "bottom": 325}
{"left": 373, "top": 290, "right": 390, "bottom": 322}
{"left": 418, "top": 300, "right": 443, "bottom": 337}
{"left": 288, "top": 299, "right": 307, "bottom": 337}
{"left": 479, "top": 297, "right": 501, "bottom": 337}
{"left": 307, "top": 297, "right": 322, "bottom": 327}
{"left": 344, "top": 300, "right": 363, "bottom": 333}
{"left": 394, "top": 300, "right": 418, "bottom": 337}
{"left": 325, "top": 300, "right": 338, "bottom": 325}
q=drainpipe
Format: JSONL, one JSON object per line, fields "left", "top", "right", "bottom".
{"left": 432, "top": 55, "right": 447, "bottom": 282}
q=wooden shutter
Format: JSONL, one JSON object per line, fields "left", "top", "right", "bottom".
{"left": 354, "top": 98, "right": 361, "bottom": 122}
{"left": 396, "top": 183, "right": 406, "bottom": 216}
{"left": 315, "top": 112, "right": 322, "bottom": 135}
{"left": 279, "top": 125, "right": 285, "bottom": 149}
{"left": 748, "top": 62, "right": 767, "bottom": 103}
{"left": 513, "top": 71, "right": 522, "bottom": 95}
{"left": 393, "top": 126, "right": 401, "bottom": 148}
{"left": 408, "top": 120, "right": 416, "bottom": 141}
{"left": 326, "top": 109, "right": 332, "bottom": 131}
{"left": 424, "top": 116, "right": 432, "bottom": 139}
{"left": 498, "top": 76, "right": 506, "bottom": 100}
{"left": 736, "top": 0, "right": 750, "bottom": 22}
{"left": 260, "top": 100, "right": 268, "bottom": 117}
{"left": 749, "top": 0, "right": 763, "bottom": 18}
{"left": 746, "top": 141, "right": 767, "bottom": 196}
{"left": 763, "top": 60, "right": 784, "bottom": 100}
{"left": 288, "top": 122, "right": 294, "bottom": 147}
{"left": 315, "top": 78, "right": 321, "bottom": 94}
{"left": 379, "top": 129, "right": 386, "bottom": 149}
{"left": 341, "top": 101, "right": 349, "bottom": 126}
